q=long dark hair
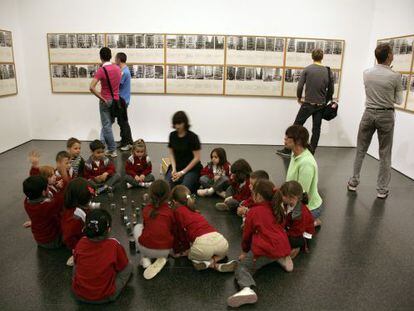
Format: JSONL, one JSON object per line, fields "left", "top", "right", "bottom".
{"left": 285, "top": 125, "right": 311, "bottom": 150}
{"left": 84, "top": 209, "right": 111, "bottom": 238}
{"left": 253, "top": 179, "right": 285, "bottom": 224}
{"left": 210, "top": 147, "right": 227, "bottom": 167}
{"left": 148, "top": 179, "right": 170, "bottom": 218}
{"left": 170, "top": 185, "right": 196, "bottom": 211}
{"left": 64, "top": 178, "right": 93, "bottom": 209}
{"left": 231, "top": 159, "right": 252, "bottom": 183}
{"left": 273, "top": 181, "right": 309, "bottom": 218}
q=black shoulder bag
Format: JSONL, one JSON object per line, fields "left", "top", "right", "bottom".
{"left": 323, "top": 66, "right": 339, "bottom": 121}
{"left": 102, "top": 66, "right": 121, "bottom": 122}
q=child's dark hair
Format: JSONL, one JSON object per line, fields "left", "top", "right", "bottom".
{"left": 56, "top": 150, "right": 70, "bottom": 162}
{"left": 84, "top": 209, "right": 111, "bottom": 238}
{"left": 231, "top": 159, "right": 252, "bottom": 183}
{"left": 285, "top": 125, "right": 311, "bottom": 150}
{"left": 148, "top": 179, "right": 170, "bottom": 218}
{"left": 170, "top": 185, "right": 196, "bottom": 211}
{"left": 89, "top": 139, "right": 105, "bottom": 152}
{"left": 210, "top": 147, "right": 227, "bottom": 167}
{"left": 67, "top": 137, "right": 81, "bottom": 148}
{"left": 278, "top": 181, "right": 309, "bottom": 205}
{"left": 172, "top": 111, "right": 190, "bottom": 130}
{"left": 253, "top": 179, "right": 285, "bottom": 224}
{"left": 23, "top": 175, "right": 48, "bottom": 200}
{"left": 64, "top": 178, "right": 93, "bottom": 209}
{"left": 250, "top": 170, "right": 270, "bottom": 181}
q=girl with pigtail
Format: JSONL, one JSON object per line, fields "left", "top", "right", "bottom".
{"left": 133, "top": 179, "right": 176, "bottom": 280}
{"left": 171, "top": 185, "right": 237, "bottom": 272}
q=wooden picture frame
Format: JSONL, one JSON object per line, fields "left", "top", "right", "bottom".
{"left": 377, "top": 34, "right": 414, "bottom": 114}
{"left": 0, "top": 29, "right": 18, "bottom": 97}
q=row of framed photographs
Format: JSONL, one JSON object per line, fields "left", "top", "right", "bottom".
{"left": 0, "top": 29, "right": 18, "bottom": 97}
{"left": 49, "top": 63, "right": 341, "bottom": 98}
{"left": 47, "top": 33, "right": 345, "bottom": 69}
{"left": 377, "top": 35, "right": 414, "bottom": 113}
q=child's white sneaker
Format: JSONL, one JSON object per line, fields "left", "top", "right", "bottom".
{"left": 105, "top": 150, "right": 118, "bottom": 158}
{"left": 66, "top": 255, "right": 74, "bottom": 267}
{"left": 227, "top": 287, "right": 258, "bottom": 308}
{"left": 140, "top": 257, "right": 151, "bottom": 269}
{"left": 143, "top": 257, "right": 167, "bottom": 280}
{"left": 139, "top": 182, "right": 152, "bottom": 188}
{"left": 126, "top": 182, "right": 133, "bottom": 189}
{"left": 191, "top": 260, "right": 211, "bottom": 270}
{"left": 215, "top": 202, "right": 229, "bottom": 211}
{"left": 216, "top": 260, "right": 238, "bottom": 272}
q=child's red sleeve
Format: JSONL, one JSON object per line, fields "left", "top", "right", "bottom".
{"left": 241, "top": 211, "right": 254, "bottom": 253}
{"left": 142, "top": 160, "right": 152, "bottom": 176}
{"left": 29, "top": 166, "right": 40, "bottom": 176}
{"left": 200, "top": 165, "right": 213, "bottom": 179}
{"left": 62, "top": 219, "right": 84, "bottom": 250}
{"left": 125, "top": 159, "right": 136, "bottom": 177}
{"left": 83, "top": 166, "right": 92, "bottom": 180}
{"left": 115, "top": 242, "right": 129, "bottom": 272}
{"left": 106, "top": 161, "right": 116, "bottom": 176}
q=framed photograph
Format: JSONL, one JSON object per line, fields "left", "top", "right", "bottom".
{"left": 377, "top": 36, "right": 414, "bottom": 72}
{"left": 283, "top": 67, "right": 341, "bottom": 98}
{"left": 0, "top": 30, "right": 14, "bottom": 63}
{"left": 0, "top": 64, "right": 17, "bottom": 96}
{"left": 48, "top": 33, "right": 105, "bottom": 63}
{"left": 106, "top": 33, "right": 164, "bottom": 64}
{"left": 50, "top": 64, "right": 100, "bottom": 93}
{"left": 405, "top": 74, "right": 414, "bottom": 112}
{"left": 226, "top": 66, "right": 283, "bottom": 96}
{"left": 166, "top": 65, "right": 224, "bottom": 94}
{"left": 128, "top": 64, "right": 164, "bottom": 94}
{"left": 285, "top": 38, "right": 344, "bottom": 69}
{"left": 226, "top": 36, "right": 285, "bottom": 67}
{"left": 166, "top": 34, "right": 225, "bottom": 65}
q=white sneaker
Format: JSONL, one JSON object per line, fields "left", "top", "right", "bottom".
{"left": 140, "top": 257, "right": 151, "bottom": 269}
{"left": 377, "top": 191, "right": 389, "bottom": 199}
{"left": 120, "top": 144, "right": 132, "bottom": 151}
{"left": 197, "top": 189, "right": 209, "bottom": 197}
{"left": 139, "top": 182, "right": 152, "bottom": 188}
{"left": 126, "top": 182, "right": 133, "bottom": 189}
{"left": 191, "top": 260, "right": 211, "bottom": 270}
{"left": 105, "top": 150, "right": 118, "bottom": 158}
{"left": 347, "top": 182, "right": 357, "bottom": 192}
{"left": 216, "top": 260, "right": 238, "bottom": 272}
{"left": 66, "top": 255, "right": 74, "bottom": 267}
{"left": 227, "top": 287, "right": 258, "bottom": 308}
{"left": 143, "top": 257, "right": 167, "bottom": 280}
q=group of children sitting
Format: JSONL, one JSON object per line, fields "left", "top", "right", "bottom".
{"left": 22, "top": 138, "right": 317, "bottom": 308}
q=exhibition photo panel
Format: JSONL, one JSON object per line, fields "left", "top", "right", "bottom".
{"left": 128, "top": 64, "right": 165, "bottom": 94}
{"left": 0, "top": 64, "right": 17, "bottom": 96}
{"left": 0, "top": 30, "right": 14, "bottom": 63}
{"left": 107, "top": 33, "right": 164, "bottom": 64}
{"left": 50, "top": 64, "right": 100, "bottom": 93}
{"left": 378, "top": 36, "right": 413, "bottom": 72}
{"left": 404, "top": 74, "right": 414, "bottom": 111}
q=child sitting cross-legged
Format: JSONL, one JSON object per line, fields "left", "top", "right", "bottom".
{"left": 66, "top": 137, "right": 85, "bottom": 178}
{"left": 84, "top": 140, "right": 121, "bottom": 194}
{"left": 125, "top": 139, "right": 155, "bottom": 189}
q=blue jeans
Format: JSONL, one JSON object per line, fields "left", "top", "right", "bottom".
{"left": 99, "top": 100, "right": 116, "bottom": 152}
{"left": 165, "top": 168, "right": 200, "bottom": 193}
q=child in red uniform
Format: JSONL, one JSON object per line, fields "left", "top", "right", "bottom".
{"left": 133, "top": 179, "right": 175, "bottom": 280}
{"left": 125, "top": 139, "right": 155, "bottom": 189}
{"left": 227, "top": 180, "right": 293, "bottom": 308}
{"left": 72, "top": 209, "right": 132, "bottom": 304}
{"left": 23, "top": 173, "right": 67, "bottom": 249}
{"left": 277, "top": 181, "right": 315, "bottom": 259}
{"left": 215, "top": 159, "right": 252, "bottom": 212}
{"left": 67, "top": 137, "right": 85, "bottom": 178}
{"left": 171, "top": 185, "right": 237, "bottom": 272}
{"left": 55, "top": 151, "right": 73, "bottom": 180}
{"left": 197, "top": 147, "right": 231, "bottom": 198}
{"left": 84, "top": 140, "right": 121, "bottom": 194}
{"left": 237, "top": 170, "right": 270, "bottom": 228}
{"left": 61, "top": 178, "right": 95, "bottom": 266}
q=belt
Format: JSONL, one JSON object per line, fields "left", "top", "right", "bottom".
{"left": 367, "top": 107, "right": 394, "bottom": 111}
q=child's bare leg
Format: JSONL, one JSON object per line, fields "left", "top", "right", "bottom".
{"left": 276, "top": 256, "right": 294, "bottom": 272}
{"left": 22, "top": 220, "right": 31, "bottom": 228}
{"left": 290, "top": 248, "right": 300, "bottom": 260}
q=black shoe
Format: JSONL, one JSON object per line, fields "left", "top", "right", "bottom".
{"left": 276, "top": 148, "right": 291, "bottom": 158}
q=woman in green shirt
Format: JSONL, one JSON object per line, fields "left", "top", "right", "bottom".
{"left": 284, "top": 125, "right": 323, "bottom": 227}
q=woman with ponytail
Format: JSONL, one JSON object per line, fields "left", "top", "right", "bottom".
{"left": 171, "top": 185, "right": 237, "bottom": 272}
{"left": 276, "top": 181, "right": 315, "bottom": 259}
{"left": 284, "top": 125, "right": 323, "bottom": 227}
{"left": 133, "top": 179, "right": 175, "bottom": 280}
{"left": 227, "top": 179, "right": 292, "bottom": 308}
{"left": 72, "top": 209, "right": 132, "bottom": 304}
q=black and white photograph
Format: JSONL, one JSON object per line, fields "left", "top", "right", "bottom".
{"left": 50, "top": 63, "right": 99, "bottom": 93}
{"left": 0, "top": 30, "right": 14, "bottom": 64}
{"left": 256, "top": 37, "right": 265, "bottom": 51}
{"left": 144, "top": 65, "right": 155, "bottom": 79}
{"left": 0, "top": 31, "right": 12, "bottom": 47}
{"left": 177, "top": 65, "right": 186, "bottom": 79}
{"left": 128, "top": 64, "right": 164, "bottom": 93}
{"left": 283, "top": 68, "right": 303, "bottom": 97}
{"left": 406, "top": 75, "right": 414, "bottom": 111}
{"left": 296, "top": 40, "right": 306, "bottom": 53}
{"left": 186, "top": 66, "right": 196, "bottom": 79}
{"left": 196, "top": 35, "right": 205, "bottom": 49}
{"left": 265, "top": 37, "right": 275, "bottom": 52}
{"left": 287, "top": 38, "right": 296, "bottom": 52}
{"left": 378, "top": 36, "right": 413, "bottom": 72}
{"left": 48, "top": 34, "right": 104, "bottom": 49}
{"left": 0, "top": 64, "right": 15, "bottom": 80}
{"left": 0, "top": 63, "right": 17, "bottom": 96}
{"left": 167, "top": 65, "right": 177, "bottom": 79}
{"left": 185, "top": 35, "right": 196, "bottom": 49}
{"left": 236, "top": 67, "right": 246, "bottom": 81}
{"left": 227, "top": 66, "right": 236, "bottom": 80}
{"left": 214, "top": 36, "right": 224, "bottom": 49}
{"left": 275, "top": 38, "right": 285, "bottom": 52}
{"left": 324, "top": 40, "right": 333, "bottom": 54}
{"left": 247, "top": 37, "right": 255, "bottom": 51}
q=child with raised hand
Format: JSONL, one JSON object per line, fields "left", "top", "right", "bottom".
{"left": 125, "top": 139, "right": 155, "bottom": 189}
{"left": 23, "top": 174, "right": 67, "bottom": 249}
{"left": 133, "top": 179, "right": 175, "bottom": 280}
{"left": 72, "top": 209, "right": 132, "bottom": 304}
{"left": 28, "top": 150, "right": 66, "bottom": 191}
{"left": 55, "top": 151, "right": 73, "bottom": 181}
{"left": 61, "top": 177, "right": 96, "bottom": 266}
{"left": 277, "top": 181, "right": 315, "bottom": 259}
{"left": 171, "top": 185, "right": 237, "bottom": 272}
{"left": 215, "top": 159, "right": 252, "bottom": 212}
{"left": 84, "top": 140, "right": 121, "bottom": 194}
{"left": 197, "top": 147, "right": 231, "bottom": 198}
{"left": 227, "top": 179, "right": 293, "bottom": 308}
{"left": 67, "top": 137, "right": 85, "bottom": 178}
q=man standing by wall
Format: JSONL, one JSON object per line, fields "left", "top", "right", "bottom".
{"left": 115, "top": 52, "right": 133, "bottom": 151}
{"left": 277, "top": 49, "right": 334, "bottom": 156}
{"left": 347, "top": 44, "right": 403, "bottom": 199}
{"left": 89, "top": 47, "right": 121, "bottom": 158}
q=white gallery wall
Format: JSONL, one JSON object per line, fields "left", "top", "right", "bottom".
{"left": 0, "top": 0, "right": 413, "bottom": 178}
{"left": 0, "top": 0, "right": 31, "bottom": 153}
{"left": 367, "top": 0, "right": 414, "bottom": 179}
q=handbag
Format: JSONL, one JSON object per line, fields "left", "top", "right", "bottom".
{"left": 102, "top": 66, "right": 121, "bottom": 122}
{"left": 323, "top": 66, "right": 339, "bottom": 121}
